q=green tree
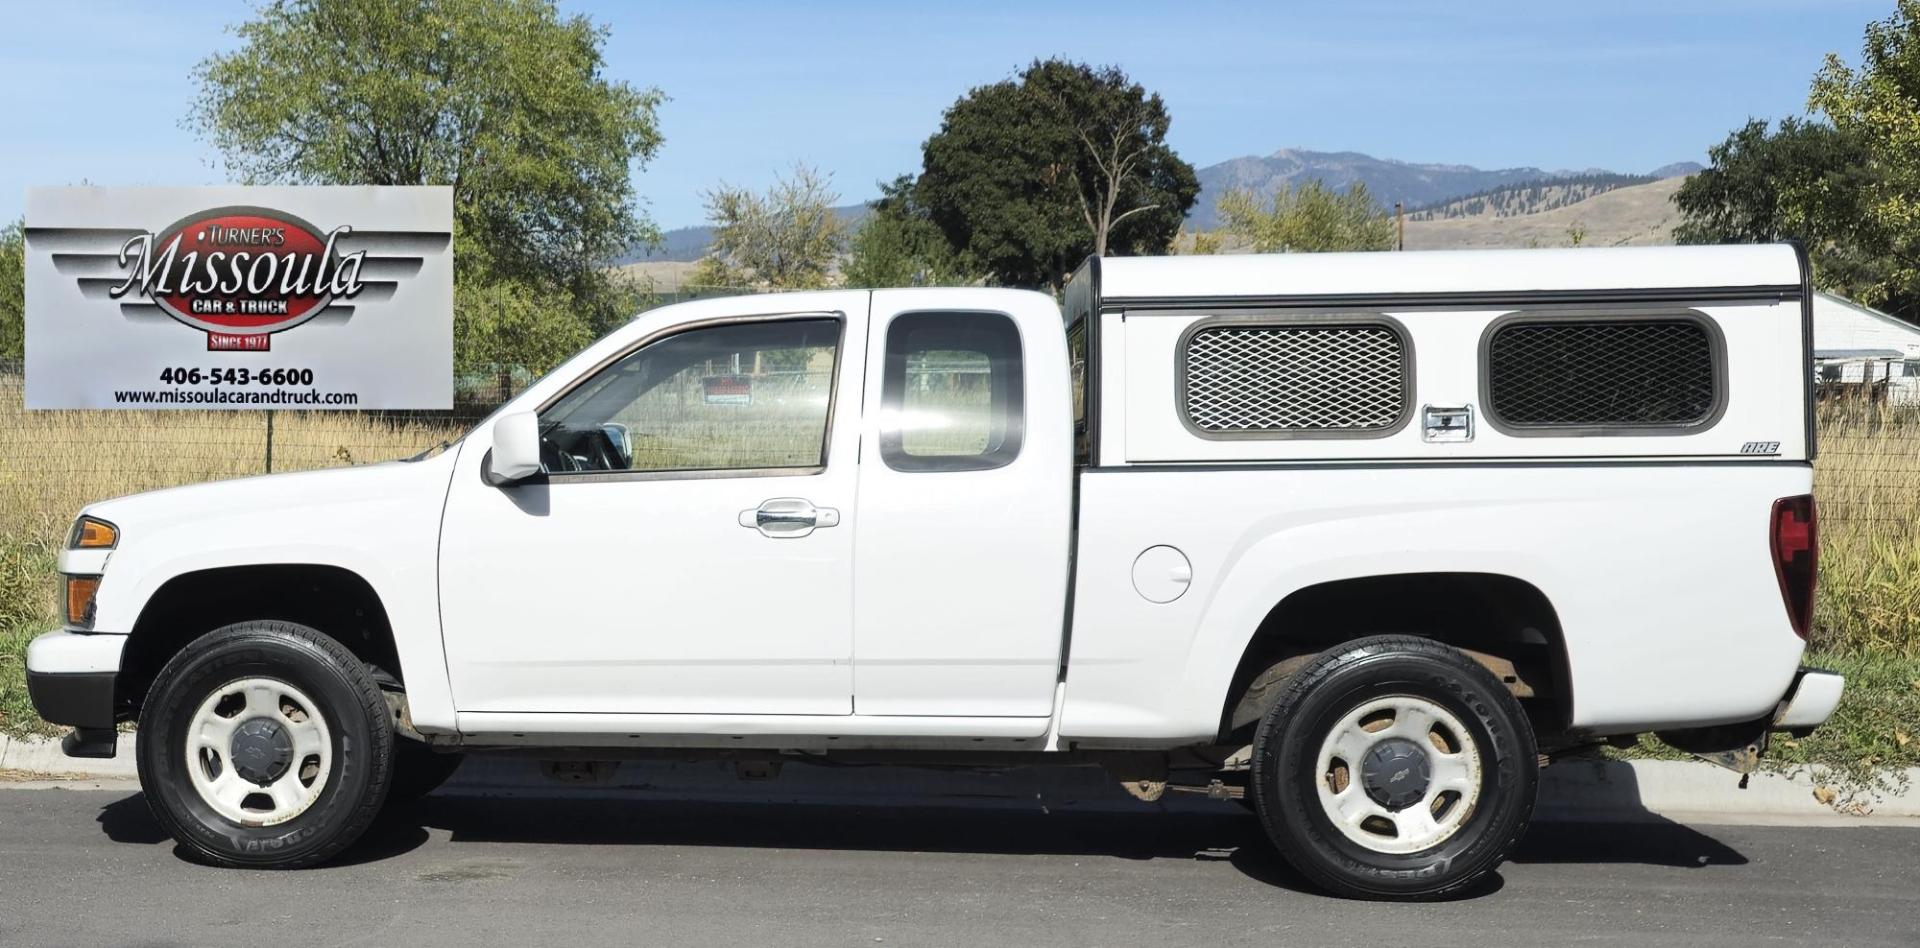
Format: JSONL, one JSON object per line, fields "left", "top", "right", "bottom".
{"left": 453, "top": 279, "right": 595, "bottom": 377}
{"left": 1673, "top": 119, "right": 1869, "bottom": 245}
{"left": 0, "top": 221, "right": 22, "bottom": 361}
{"left": 917, "top": 59, "right": 1198, "bottom": 292}
{"left": 193, "top": 0, "right": 666, "bottom": 371}
{"left": 1673, "top": 118, "right": 1891, "bottom": 309}
{"left": 1808, "top": 0, "right": 1920, "bottom": 318}
{"left": 841, "top": 176, "right": 977, "bottom": 287}
{"left": 692, "top": 164, "right": 846, "bottom": 290}
{"left": 1215, "top": 181, "right": 1395, "bottom": 253}
{"left": 1177, "top": 229, "right": 1224, "bottom": 255}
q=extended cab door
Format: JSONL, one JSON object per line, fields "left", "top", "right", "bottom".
{"left": 437, "top": 293, "right": 869, "bottom": 715}
{"left": 851, "top": 290, "right": 1074, "bottom": 717}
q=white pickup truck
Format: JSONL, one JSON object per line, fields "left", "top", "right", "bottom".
{"left": 27, "top": 246, "right": 1842, "bottom": 898}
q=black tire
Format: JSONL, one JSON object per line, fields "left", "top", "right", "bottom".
{"left": 136, "top": 621, "right": 394, "bottom": 868}
{"left": 1250, "top": 635, "right": 1537, "bottom": 900}
{"left": 387, "top": 740, "right": 464, "bottom": 804}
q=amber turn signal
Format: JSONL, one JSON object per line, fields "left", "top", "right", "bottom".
{"left": 70, "top": 518, "right": 117, "bottom": 549}
{"left": 65, "top": 575, "right": 101, "bottom": 628}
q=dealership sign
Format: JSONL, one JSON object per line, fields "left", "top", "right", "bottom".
{"left": 25, "top": 186, "right": 453, "bottom": 409}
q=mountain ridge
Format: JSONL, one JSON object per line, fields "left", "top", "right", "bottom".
{"left": 620, "top": 148, "right": 1703, "bottom": 263}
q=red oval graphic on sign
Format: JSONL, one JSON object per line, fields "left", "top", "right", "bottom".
{"left": 113, "top": 206, "right": 367, "bottom": 338}
{"left": 155, "top": 212, "right": 330, "bottom": 329}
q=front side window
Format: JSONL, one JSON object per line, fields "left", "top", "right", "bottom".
{"left": 880, "top": 311, "right": 1025, "bottom": 472}
{"left": 538, "top": 318, "right": 839, "bottom": 475}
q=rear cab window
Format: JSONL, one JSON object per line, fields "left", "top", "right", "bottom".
{"left": 879, "top": 311, "right": 1024, "bottom": 472}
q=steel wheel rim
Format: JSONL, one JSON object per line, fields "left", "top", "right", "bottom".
{"left": 1312, "top": 694, "right": 1483, "bottom": 855}
{"left": 182, "top": 677, "right": 333, "bottom": 827}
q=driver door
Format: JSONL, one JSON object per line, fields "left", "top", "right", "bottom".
{"left": 438, "top": 299, "right": 866, "bottom": 715}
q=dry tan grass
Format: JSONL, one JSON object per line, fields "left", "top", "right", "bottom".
{"left": 1400, "top": 177, "right": 1685, "bottom": 250}
{"left": 0, "top": 403, "right": 466, "bottom": 540}
{"left": 1812, "top": 401, "right": 1920, "bottom": 656}
{"left": 1, "top": 377, "right": 1915, "bottom": 657}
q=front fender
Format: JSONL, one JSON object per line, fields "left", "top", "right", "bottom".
{"left": 78, "top": 451, "right": 461, "bottom": 732}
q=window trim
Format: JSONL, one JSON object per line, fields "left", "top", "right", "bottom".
{"left": 1066, "top": 317, "right": 1089, "bottom": 466}
{"left": 1477, "top": 308, "right": 1728, "bottom": 438}
{"left": 533, "top": 311, "right": 846, "bottom": 483}
{"left": 879, "top": 309, "right": 1026, "bottom": 473}
{"left": 1173, "top": 312, "right": 1415, "bottom": 441}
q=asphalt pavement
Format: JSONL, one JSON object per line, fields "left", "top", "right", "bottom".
{"left": 1, "top": 782, "right": 1915, "bottom": 948}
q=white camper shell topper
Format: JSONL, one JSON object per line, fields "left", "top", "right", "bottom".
{"left": 27, "top": 245, "right": 1838, "bottom": 899}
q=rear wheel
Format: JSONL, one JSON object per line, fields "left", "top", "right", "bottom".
{"left": 1250, "top": 635, "right": 1536, "bottom": 900}
{"left": 136, "top": 621, "right": 394, "bottom": 868}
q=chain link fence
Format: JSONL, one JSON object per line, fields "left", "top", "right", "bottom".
{"left": 2, "top": 356, "right": 1919, "bottom": 539}
{"left": 1813, "top": 397, "right": 1920, "bottom": 532}
{"left": 0, "top": 359, "right": 523, "bottom": 537}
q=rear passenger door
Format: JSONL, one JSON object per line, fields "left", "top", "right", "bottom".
{"left": 851, "top": 291, "right": 1073, "bottom": 717}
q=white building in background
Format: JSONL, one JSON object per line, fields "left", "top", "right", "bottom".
{"left": 1812, "top": 291, "right": 1920, "bottom": 403}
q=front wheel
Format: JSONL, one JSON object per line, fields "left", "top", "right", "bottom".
{"left": 136, "top": 621, "right": 395, "bottom": 868}
{"left": 1250, "top": 636, "right": 1537, "bottom": 900}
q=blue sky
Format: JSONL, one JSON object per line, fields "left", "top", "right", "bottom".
{"left": 0, "top": 0, "right": 1895, "bottom": 229}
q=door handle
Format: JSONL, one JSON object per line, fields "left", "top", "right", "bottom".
{"left": 737, "top": 497, "right": 841, "bottom": 538}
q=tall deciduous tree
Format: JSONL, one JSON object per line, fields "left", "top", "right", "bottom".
{"left": 1672, "top": 118, "right": 1893, "bottom": 311}
{"left": 1215, "top": 181, "right": 1395, "bottom": 253}
{"left": 193, "top": 0, "right": 666, "bottom": 370}
{"left": 693, "top": 164, "right": 846, "bottom": 290}
{"left": 1809, "top": 0, "right": 1920, "bottom": 319}
{"left": 917, "top": 59, "right": 1198, "bottom": 292}
{"left": 1673, "top": 119, "right": 1867, "bottom": 246}
{"left": 841, "top": 176, "right": 977, "bottom": 288}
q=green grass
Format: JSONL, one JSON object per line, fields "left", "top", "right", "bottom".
{"left": 1613, "top": 648, "right": 1920, "bottom": 805}
{"left": 0, "top": 530, "right": 58, "bottom": 739}
{"left": 1766, "top": 650, "right": 1920, "bottom": 793}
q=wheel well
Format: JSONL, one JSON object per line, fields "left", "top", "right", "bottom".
{"left": 1220, "top": 572, "right": 1571, "bottom": 744}
{"left": 118, "top": 565, "right": 399, "bottom": 715}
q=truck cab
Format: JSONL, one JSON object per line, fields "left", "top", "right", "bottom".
{"left": 441, "top": 288, "right": 1073, "bottom": 730}
{"left": 26, "top": 246, "right": 1844, "bottom": 898}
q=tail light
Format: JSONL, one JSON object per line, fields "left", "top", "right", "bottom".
{"left": 1770, "top": 495, "right": 1818, "bottom": 640}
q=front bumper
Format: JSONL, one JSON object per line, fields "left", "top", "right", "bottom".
{"left": 24, "top": 630, "right": 127, "bottom": 755}
{"left": 1773, "top": 666, "right": 1845, "bottom": 733}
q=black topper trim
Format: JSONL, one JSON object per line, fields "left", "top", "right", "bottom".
{"left": 1098, "top": 284, "right": 1805, "bottom": 314}
{"left": 1787, "top": 241, "right": 1818, "bottom": 461}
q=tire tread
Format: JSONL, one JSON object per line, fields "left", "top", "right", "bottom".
{"left": 136, "top": 620, "right": 394, "bottom": 869}
{"left": 1250, "top": 635, "right": 1537, "bottom": 900}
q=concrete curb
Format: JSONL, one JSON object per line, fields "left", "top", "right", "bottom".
{"left": 3, "top": 734, "right": 1916, "bottom": 823}
{"left": 1537, "top": 758, "right": 1920, "bottom": 822}
{"left": 0, "top": 733, "right": 138, "bottom": 778}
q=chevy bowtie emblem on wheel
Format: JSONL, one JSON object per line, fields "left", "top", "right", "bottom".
{"left": 105, "top": 207, "right": 368, "bottom": 351}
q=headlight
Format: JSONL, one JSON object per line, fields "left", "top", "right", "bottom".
{"left": 68, "top": 517, "right": 117, "bottom": 549}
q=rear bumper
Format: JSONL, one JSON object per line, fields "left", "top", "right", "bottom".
{"left": 24, "top": 629, "right": 127, "bottom": 738}
{"left": 1773, "top": 667, "right": 1845, "bottom": 733}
